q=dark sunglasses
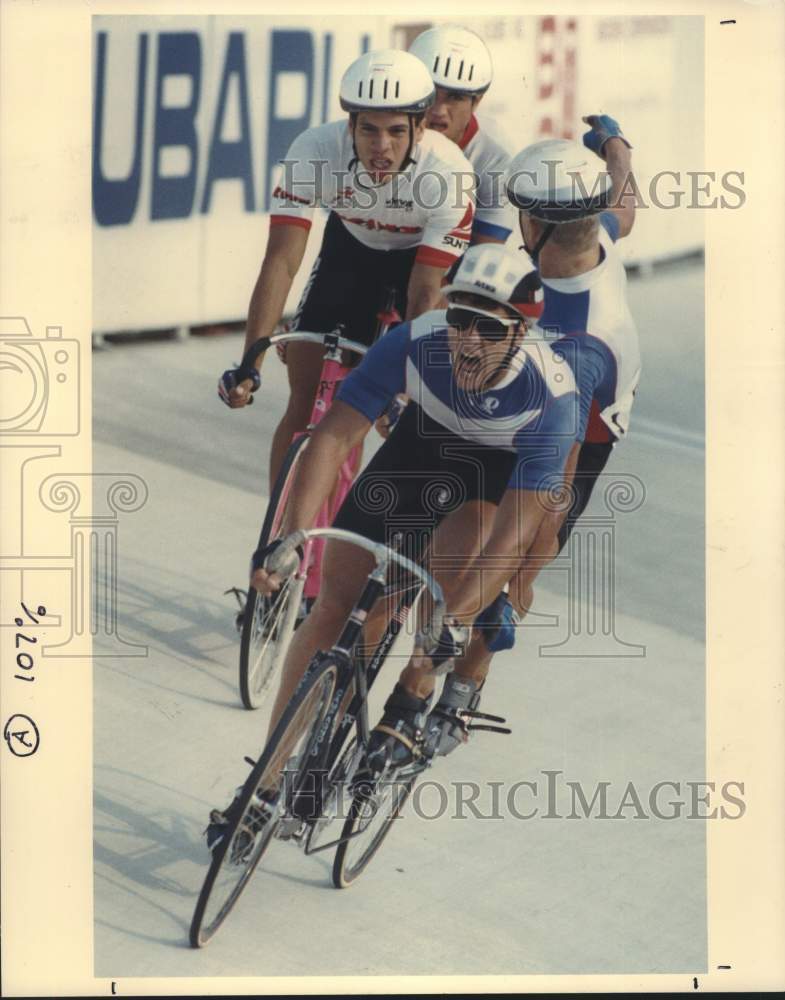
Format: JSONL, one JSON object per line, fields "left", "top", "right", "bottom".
{"left": 446, "top": 305, "right": 520, "bottom": 342}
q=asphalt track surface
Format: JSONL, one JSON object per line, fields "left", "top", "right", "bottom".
{"left": 93, "top": 259, "right": 706, "bottom": 978}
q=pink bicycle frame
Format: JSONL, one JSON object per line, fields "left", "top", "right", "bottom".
{"left": 297, "top": 352, "right": 361, "bottom": 599}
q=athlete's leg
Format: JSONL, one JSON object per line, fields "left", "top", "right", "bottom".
{"left": 267, "top": 538, "right": 374, "bottom": 733}
{"left": 396, "top": 499, "right": 500, "bottom": 700}
{"left": 420, "top": 442, "right": 581, "bottom": 695}
{"left": 465, "top": 439, "right": 614, "bottom": 687}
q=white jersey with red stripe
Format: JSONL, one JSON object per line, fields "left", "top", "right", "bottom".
{"left": 456, "top": 113, "right": 517, "bottom": 242}
{"left": 539, "top": 222, "right": 642, "bottom": 442}
{"left": 270, "top": 119, "right": 474, "bottom": 269}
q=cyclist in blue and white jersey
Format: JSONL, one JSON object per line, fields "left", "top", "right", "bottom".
{"left": 410, "top": 24, "right": 516, "bottom": 244}
{"left": 244, "top": 243, "right": 617, "bottom": 774}
{"left": 218, "top": 49, "right": 475, "bottom": 489}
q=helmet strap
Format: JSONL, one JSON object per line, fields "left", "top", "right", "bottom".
{"left": 497, "top": 327, "right": 524, "bottom": 376}
{"left": 468, "top": 326, "right": 523, "bottom": 392}
{"left": 401, "top": 116, "right": 418, "bottom": 170}
{"left": 525, "top": 222, "right": 556, "bottom": 262}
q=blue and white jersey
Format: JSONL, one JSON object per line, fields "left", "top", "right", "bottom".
{"left": 337, "top": 310, "right": 607, "bottom": 490}
{"left": 538, "top": 217, "right": 642, "bottom": 442}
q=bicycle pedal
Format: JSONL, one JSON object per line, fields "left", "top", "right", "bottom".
{"left": 460, "top": 708, "right": 507, "bottom": 725}
{"left": 465, "top": 722, "right": 512, "bottom": 736}
{"left": 275, "top": 814, "right": 305, "bottom": 841}
{"left": 224, "top": 586, "right": 248, "bottom": 609}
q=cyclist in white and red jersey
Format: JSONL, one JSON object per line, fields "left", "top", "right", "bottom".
{"left": 409, "top": 24, "right": 516, "bottom": 244}
{"left": 218, "top": 48, "right": 475, "bottom": 488}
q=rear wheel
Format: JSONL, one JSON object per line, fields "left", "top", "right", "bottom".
{"left": 239, "top": 434, "right": 309, "bottom": 709}
{"left": 190, "top": 655, "right": 339, "bottom": 947}
{"left": 331, "top": 765, "right": 420, "bottom": 889}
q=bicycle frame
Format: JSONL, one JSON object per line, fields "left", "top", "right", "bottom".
{"left": 276, "top": 289, "right": 402, "bottom": 601}
{"left": 295, "top": 340, "right": 361, "bottom": 601}
{"left": 257, "top": 330, "right": 368, "bottom": 602}
{"left": 265, "top": 528, "right": 445, "bottom": 851}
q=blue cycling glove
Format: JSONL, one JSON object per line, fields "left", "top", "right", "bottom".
{"left": 218, "top": 364, "right": 261, "bottom": 407}
{"left": 582, "top": 114, "right": 632, "bottom": 156}
{"left": 475, "top": 592, "right": 520, "bottom": 653}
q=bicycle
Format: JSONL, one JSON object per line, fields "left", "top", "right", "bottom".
{"left": 235, "top": 329, "right": 369, "bottom": 710}
{"left": 191, "top": 526, "right": 510, "bottom": 946}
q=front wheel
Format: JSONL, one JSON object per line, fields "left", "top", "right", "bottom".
{"left": 190, "top": 655, "right": 340, "bottom": 947}
{"left": 331, "top": 766, "right": 419, "bottom": 889}
{"left": 239, "top": 434, "right": 309, "bottom": 709}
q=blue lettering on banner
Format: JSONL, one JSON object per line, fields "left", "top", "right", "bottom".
{"left": 265, "top": 30, "right": 314, "bottom": 213}
{"left": 93, "top": 32, "right": 148, "bottom": 226}
{"left": 151, "top": 32, "right": 202, "bottom": 220}
{"left": 321, "top": 33, "right": 333, "bottom": 125}
{"left": 92, "top": 27, "right": 374, "bottom": 225}
{"left": 201, "top": 32, "right": 255, "bottom": 213}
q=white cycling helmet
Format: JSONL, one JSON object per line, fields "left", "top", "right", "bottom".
{"left": 442, "top": 243, "right": 543, "bottom": 321}
{"left": 339, "top": 49, "right": 435, "bottom": 114}
{"left": 506, "top": 139, "right": 612, "bottom": 222}
{"left": 409, "top": 25, "right": 493, "bottom": 95}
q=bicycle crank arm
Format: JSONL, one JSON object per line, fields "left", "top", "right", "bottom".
{"left": 308, "top": 819, "right": 400, "bottom": 855}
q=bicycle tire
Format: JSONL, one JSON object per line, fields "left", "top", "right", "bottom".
{"left": 190, "top": 655, "right": 340, "bottom": 947}
{"left": 331, "top": 766, "right": 420, "bottom": 889}
{"left": 239, "top": 434, "right": 310, "bottom": 709}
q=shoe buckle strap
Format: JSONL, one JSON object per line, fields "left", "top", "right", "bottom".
{"left": 373, "top": 723, "right": 420, "bottom": 755}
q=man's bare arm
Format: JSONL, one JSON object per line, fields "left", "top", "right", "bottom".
{"left": 281, "top": 401, "right": 371, "bottom": 534}
{"left": 245, "top": 222, "right": 309, "bottom": 352}
{"left": 404, "top": 260, "right": 448, "bottom": 320}
{"left": 604, "top": 138, "right": 636, "bottom": 239}
{"left": 251, "top": 401, "right": 372, "bottom": 593}
{"left": 225, "top": 223, "right": 310, "bottom": 409}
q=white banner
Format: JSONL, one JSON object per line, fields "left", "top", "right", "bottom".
{"left": 93, "top": 16, "right": 388, "bottom": 332}
{"left": 93, "top": 15, "right": 704, "bottom": 334}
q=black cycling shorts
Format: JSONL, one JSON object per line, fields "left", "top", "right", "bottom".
{"left": 333, "top": 403, "right": 517, "bottom": 566}
{"left": 291, "top": 212, "right": 418, "bottom": 347}
{"left": 556, "top": 440, "right": 615, "bottom": 551}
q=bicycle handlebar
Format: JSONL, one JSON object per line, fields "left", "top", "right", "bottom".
{"left": 272, "top": 331, "right": 369, "bottom": 357}
{"left": 239, "top": 330, "right": 368, "bottom": 377}
{"left": 236, "top": 331, "right": 367, "bottom": 405}
{"left": 270, "top": 527, "right": 448, "bottom": 649}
